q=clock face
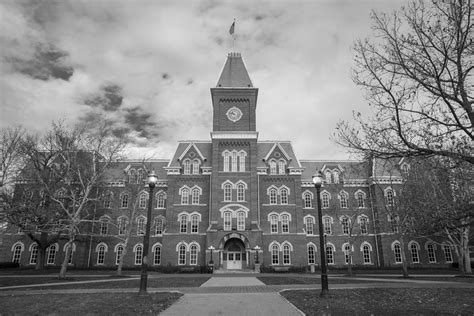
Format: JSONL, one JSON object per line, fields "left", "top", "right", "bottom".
{"left": 226, "top": 106, "right": 243, "bottom": 122}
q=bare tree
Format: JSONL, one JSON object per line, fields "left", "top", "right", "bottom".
{"left": 0, "top": 127, "right": 25, "bottom": 192}
{"left": 335, "top": 0, "right": 473, "bottom": 164}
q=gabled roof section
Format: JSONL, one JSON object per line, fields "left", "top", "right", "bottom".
{"left": 216, "top": 52, "right": 253, "bottom": 88}
{"left": 178, "top": 142, "right": 207, "bottom": 162}
{"left": 168, "top": 141, "right": 212, "bottom": 168}
{"left": 263, "top": 143, "right": 292, "bottom": 162}
{"left": 300, "top": 160, "right": 369, "bottom": 180}
{"left": 257, "top": 141, "right": 301, "bottom": 168}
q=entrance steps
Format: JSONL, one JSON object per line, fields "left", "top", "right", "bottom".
{"left": 214, "top": 268, "right": 258, "bottom": 274}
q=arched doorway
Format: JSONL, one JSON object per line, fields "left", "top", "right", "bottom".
{"left": 224, "top": 238, "right": 246, "bottom": 270}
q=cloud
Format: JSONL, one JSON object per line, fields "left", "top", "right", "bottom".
{"left": 83, "top": 83, "right": 123, "bottom": 112}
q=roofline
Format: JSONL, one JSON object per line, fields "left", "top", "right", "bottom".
{"left": 299, "top": 159, "right": 365, "bottom": 163}
{"left": 118, "top": 159, "right": 170, "bottom": 163}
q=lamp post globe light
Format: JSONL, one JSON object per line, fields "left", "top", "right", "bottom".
{"left": 254, "top": 245, "right": 261, "bottom": 264}
{"left": 312, "top": 171, "right": 329, "bottom": 297}
{"left": 139, "top": 170, "right": 158, "bottom": 295}
{"left": 208, "top": 245, "right": 215, "bottom": 264}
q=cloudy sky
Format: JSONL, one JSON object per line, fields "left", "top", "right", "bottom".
{"left": 0, "top": 0, "right": 408, "bottom": 160}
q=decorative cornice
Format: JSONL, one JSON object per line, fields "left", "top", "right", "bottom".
{"left": 211, "top": 131, "right": 258, "bottom": 139}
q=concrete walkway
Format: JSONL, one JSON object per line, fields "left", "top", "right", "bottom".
{"left": 160, "top": 277, "right": 303, "bottom": 316}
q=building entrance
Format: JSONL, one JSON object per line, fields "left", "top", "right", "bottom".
{"left": 223, "top": 238, "right": 246, "bottom": 270}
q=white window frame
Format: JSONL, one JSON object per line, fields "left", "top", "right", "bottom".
{"left": 224, "top": 211, "right": 232, "bottom": 231}
{"left": 271, "top": 244, "right": 279, "bottom": 265}
{"left": 179, "top": 214, "right": 188, "bottom": 233}
{"left": 237, "top": 211, "right": 245, "bottom": 231}
{"left": 178, "top": 244, "right": 186, "bottom": 265}
{"left": 190, "top": 244, "right": 198, "bottom": 265}
{"left": 191, "top": 214, "right": 199, "bottom": 234}
{"left": 134, "top": 244, "right": 143, "bottom": 265}
{"left": 191, "top": 188, "right": 200, "bottom": 205}
{"left": 270, "top": 214, "right": 278, "bottom": 234}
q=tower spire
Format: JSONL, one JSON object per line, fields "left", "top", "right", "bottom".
{"left": 216, "top": 52, "right": 253, "bottom": 88}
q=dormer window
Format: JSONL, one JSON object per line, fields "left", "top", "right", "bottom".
{"left": 192, "top": 159, "right": 200, "bottom": 174}
{"left": 325, "top": 170, "right": 332, "bottom": 184}
{"left": 136, "top": 169, "right": 144, "bottom": 184}
{"left": 278, "top": 159, "right": 286, "bottom": 175}
{"left": 401, "top": 163, "right": 410, "bottom": 177}
{"left": 269, "top": 160, "right": 277, "bottom": 175}
{"left": 333, "top": 170, "right": 340, "bottom": 184}
{"left": 183, "top": 159, "right": 191, "bottom": 175}
{"left": 128, "top": 169, "right": 136, "bottom": 183}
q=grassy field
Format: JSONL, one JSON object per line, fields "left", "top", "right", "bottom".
{"left": 282, "top": 288, "right": 474, "bottom": 315}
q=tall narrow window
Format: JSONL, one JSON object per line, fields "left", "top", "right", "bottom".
{"left": 236, "top": 183, "right": 245, "bottom": 202}
{"left": 153, "top": 245, "right": 161, "bottom": 265}
{"left": 231, "top": 151, "right": 238, "bottom": 172}
{"left": 224, "top": 211, "right": 232, "bottom": 231}
{"left": 116, "top": 245, "right": 124, "bottom": 265}
{"left": 282, "top": 244, "right": 291, "bottom": 265}
{"left": 136, "top": 169, "right": 143, "bottom": 184}
{"left": 178, "top": 244, "right": 186, "bottom": 265}
{"left": 271, "top": 244, "right": 279, "bottom": 265}
{"left": 136, "top": 217, "right": 145, "bottom": 236}
{"left": 410, "top": 243, "right": 419, "bottom": 263}
{"left": 281, "top": 214, "right": 289, "bottom": 233}
{"left": 155, "top": 218, "right": 163, "bottom": 235}
{"left": 191, "top": 188, "right": 200, "bottom": 205}
{"left": 307, "top": 245, "right": 315, "bottom": 264}
{"left": 183, "top": 159, "right": 191, "bottom": 174}
{"left": 29, "top": 244, "right": 38, "bottom": 264}
{"left": 66, "top": 245, "right": 74, "bottom": 265}
{"left": 223, "top": 152, "right": 230, "bottom": 172}
{"left": 191, "top": 214, "right": 199, "bottom": 234}
{"left": 341, "top": 217, "right": 349, "bottom": 235}
{"left": 325, "top": 170, "right": 332, "bottom": 184}
{"left": 190, "top": 245, "right": 198, "bottom": 265}
{"left": 237, "top": 211, "right": 245, "bottom": 231}
{"left": 47, "top": 244, "right": 56, "bottom": 264}
{"left": 270, "top": 214, "right": 278, "bottom": 233}
{"left": 357, "top": 192, "right": 365, "bottom": 208}
{"left": 386, "top": 189, "right": 394, "bottom": 206}
{"left": 239, "top": 152, "right": 246, "bottom": 172}
{"left": 139, "top": 192, "right": 148, "bottom": 208}
{"left": 181, "top": 189, "right": 189, "bottom": 205}
{"left": 389, "top": 215, "right": 399, "bottom": 233}
{"left": 280, "top": 188, "right": 288, "bottom": 205}
{"left": 100, "top": 217, "right": 109, "bottom": 235}
{"left": 333, "top": 171, "right": 340, "bottom": 184}
{"left": 156, "top": 192, "right": 166, "bottom": 208}
{"left": 269, "top": 188, "right": 277, "bottom": 205}
{"left": 303, "top": 192, "right": 312, "bottom": 208}
{"left": 128, "top": 170, "right": 136, "bottom": 183}
{"left": 180, "top": 215, "right": 188, "bottom": 233}
{"left": 359, "top": 216, "right": 368, "bottom": 234}
{"left": 269, "top": 161, "right": 277, "bottom": 175}
{"left": 97, "top": 245, "right": 106, "bottom": 265}
{"left": 135, "top": 245, "right": 143, "bottom": 265}
{"left": 305, "top": 217, "right": 314, "bottom": 235}
{"left": 393, "top": 243, "right": 402, "bottom": 263}
{"left": 12, "top": 244, "right": 22, "bottom": 263}
{"left": 363, "top": 244, "right": 371, "bottom": 263}
{"left": 323, "top": 217, "right": 332, "bottom": 235}
{"left": 326, "top": 245, "right": 334, "bottom": 264}
{"left": 103, "top": 192, "right": 112, "bottom": 208}
{"left": 322, "top": 192, "right": 330, "bottom": 208}
{"left": 427, "top": 244, "right": 436, "bottom": 263}
{"left": 339, "top": 192, "right": 348, "bottom": 208}
{"left": 118, "top": 217, "right": 127, "bottom": 235}
{"left": 192, "top": 159, "right": 200, "bottom": 174}
{"left": 224, "top": 184, "right": 232, "bottom": 202}
{"left": 121, "top": 193, "right": 129, "bottom": 208}
{"left": 278, "top": 160, "right": 286, "bottom": 175}
{"left": 343, "top": 244, "right": 351, "bottom": 264}
{"left": 443, "top": 245, "right": 453, "bottom": 263}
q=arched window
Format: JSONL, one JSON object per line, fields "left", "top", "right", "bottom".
{"left": 269, "top": 188, "right": 277, "bottom": 205}
{"left": 386, "top": 189, "right": 394, "bottom": 206}
{"left": 326, "top": 244, "right": 335, "bottom": 264}
{"left": 223, "top": 151, "right": 230, "bottom": 172}
{"left": 190, "top": 244, "right": 198, "bottom": 265}
{"left": 236, "top": 183, "right": 245, "bottom": 202}
{"left": 192, "top": 159, "right": 200, "bottom": 175}
{"left": 179, "top": 214, "right": 188, "bottom": 233}
{"left": 99, "top": 216, "right": 109, "bottom": 235}
{"left": 64, "top": 243, "right": 75, "bottom": 265}
{"left": 12, "top": 243, "right": 23, "bottom": 263}
{"left": 362, "top": 244, "right": 371, "bottom": 264}
{"left": 427, "top": 243, "right": 436, "bottom": 263}
{"left": 231, "top": 151, "right": 238, "bottom": 172}
{"left": 282, "top": 244, "right": 291, "bottom": 265}
{"left": 136, "top": 217, "right": 146, "bottom": 236}
{"left": 305, "top": 217, "right": 314, "bottom": 235}
{"left": 269, "top": 160, "right": 277, "bottom": 175}
{"left": 343, "top": 244, "right": 351, "bottom": 264}
{"left": 239, "top": 151, "right": 246, "bottom": 172}
{"left": 333, "top": 170, "right": 340, "bottom": 184}
{"left": 341, "top": 217, "right": 350, "bottom": 235}
{"left": 237, "top": 211, "right": 245, "bottom": 231}
{"left": 136, "top": 169, "right": 144, "bottom": 184}
{"left": 359, "top": 216, "right": 368, "bottom": 234}
{"left": 325, "top": 170, "right": 332, "bottom": 184}
{"left": 29, "top": 243, "right": 38, "bottom": 264}
{"left": 307, "top": 244, "right": 316, "bottom": 264}
{"left": 443, "top": 245, "right": 453, "bottom": 263}
{"left": 393, "top": 242, "right": 402, "bottom": 263}
{"left": 339, "top": 192, "right": 348, "bottom": 208}
{"left": 120, "top": 193, "right": 129, "bottom": 208}
{"left": 280, "top": 188, "right": 289, "bottom": 205}
{"left": 97, "top": 244, "right": 106, "bottom": 265}
{"left": 115, "top": 245, "right": 124, "bottom": 265}
{"left": 356, "top": 192, "right": 365, "bottom": 208}
{"left": 271, "top": 244, "right": 279, "bottom": 265}
{"left": 128, "top": 169, "right": 136, "bottom": 183}
{"left": 156, "top": 192, "right": 166, "bottom": 209}
{"left": 153, "top": 244, "right": 161, "bottom": 265}
{"left": 46, "top": 244, "right": 57, "bottom": 265}
{"left": 270, "top": 214, "right": 278, "bottom": 233}
{"left": 389, "top": 214, "right": 399, "bottom": 233}
{"left": 118, "top": 216, "right": 127, "bottom": 235}
{"left": 303, "top": 192, "right": 312, "bottom": 208}
{"left": 191, "top": 214, "right": 199, "bottom": 234}
{"left": 183, "top": 159, "right": 191, "bottom": 175}
{"left": 103, "top": 191, "right": 113, "bottom": 208}
{"left": 410, "top": 242, "right": 419, "bottom": 263}
{"left": 323, "top": 216, "right": 332, "bottom": 235}
{"left": 138, "top": 192, "right": 148, "bottom": 208}
{"left": 178, "top": 244, "right": 186, "bottom": 265}
{"left": 155, "top": 218, "right": 164, "bottom": 235}
{"left": 321, "top": 192, "right": 330, "bottom": 208}
{"left": 191, "top": 188, "right": 200, "bottom": 205}
{"left": 281, "top": 214, "right": 289, "bottom": 233}
{"left": 223, "top": 211, "right": 232, "bottom": 231}
{"left": 134, "top": 244, "right": 143, "bottom": 265}
{"left": 223, "top": 183, "right": 232, "bottom": 202}
{"left": 278, "top": 160, "right": 286, "bottom": 175}
{"left": 181, "top": 189, "right": 189, "bottom": 205}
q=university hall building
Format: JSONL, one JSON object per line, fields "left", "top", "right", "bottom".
{"left": 2, "top": 53, "right": 455, "bottom": 271}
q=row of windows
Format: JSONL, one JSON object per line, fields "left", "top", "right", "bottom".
{"left": 268, "top": 159, "right": 287, "bottom": 175}
{"left": 99, "top": 216, "right": 166, "bottom": 236}
{"left": 182, "top": 158, "right": 201, "bottom": 175}
{"left": 302, "top": 190, "right": 367, "bottom": 209}
{"left": 222, "top": 181, "right": 247, "bottom": 202}
{"left": 392, "top": 241, "right": 453, "bottom": 264}
{"left": 127, "top": 168, "right": 145, "bottom": 184}
{"left": 267, "top": 185, "right": 290, "bottom": 205}
{"left": 103, "top": 191, "right": 167, "bottom": 209}
{"left": 222, "top": 150, "right": 246, "bottom": 172}
{"left": 306, "top": 242, "right": 374, "bottom": 265}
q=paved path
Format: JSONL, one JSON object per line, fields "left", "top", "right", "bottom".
{"left": 160, "top": 277, "right": 303, "bottom": 316}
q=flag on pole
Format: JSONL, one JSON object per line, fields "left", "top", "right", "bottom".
{"left": 229, "top": 20, "right": 235, "bottom": 35}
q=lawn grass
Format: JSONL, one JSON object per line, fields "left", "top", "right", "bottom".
{"left": 257, "top": 276, "right": 389, "bottom": 285}
{"left": 0, "top": 292, "right": 182, "bottom": 314}
{"left": 281, "top": 288, "right": 474, "bottom": 315}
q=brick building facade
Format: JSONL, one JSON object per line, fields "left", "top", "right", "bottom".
{"left": 1, "top": 53, "right": 456, "bottom": 271}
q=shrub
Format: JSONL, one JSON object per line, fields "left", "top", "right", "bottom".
{"left": 0, "top": 262, "right": 20, "bottom": 269}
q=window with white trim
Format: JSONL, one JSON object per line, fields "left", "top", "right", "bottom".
{"left": 118, "top": 216, "right": 127, "bottom": 235}
{"left": 181, "top": 189, "right": 189, "bottom": 205}
{"left": 128, "top": 169, "right": 136, "bottom": 183}
{"left": 269, "top": 160, "right": 277, "bottom": 175}
{"left": 190, "top": 244, "right": 198, "bottom": 265}
{"left": 156, "top": 192, "right": 166, "bottom": 209}
{"left": 269, "top": 188, "right": 277, "bottom": 205}
{"left": 280, "top": 188, "right": 289, "bottom": 205}
{"left": 305, "top": 217, "right": 314, "bottom": 235}
{"left": 278, "top": 160, "right": 286, "bottom": 175}
{"left": 183, "top": 159, "right": 191, "bottom": 174}
{"left": 356, "top": 192, "right": 365, "bottom": 208}
{"left": 239, "top": 151, "right": 246, "bottom": 172}
{"left": 271, "top": 244, "right": 279, "bottom": 265}
{"left": 389, "top": 214, "right": 399, "bottom": 233}
{"left": 333, "top": 170, "right": 340, "bottom": 184}
{"left": 410, "top": 243, "right": 419, "bottom": 263}
{"left": 231, "top": 151, "right": 238, "bottom": 172}
{"left": 386, "top": 189, "right": 394, "bottom": 206}
{"left": 103, "top": 191, "right": 113, "bottom": 208}
{"left": 322, "top": 192, "right": 330, "bottom": 208}
{"left": 120, "top": 193, "right": 129, "bottom": 208}
{"left": 341, "top": 217, "right": 350, "bottom": 235}
{"left": 179, "top": 214, "right": 188, "bottom": 233}
{"left": 192, "top": 159, "right": 200, "bottom": 174}
{"left": 99, "top": 216, "right": 109, "bottom": 235}
{"left": 325, "top": 170, "right": 332, "bottom": 184}
{"left": 116, "top": 245, "right": 124, "bottom": 265}
{"left": 362, "top": 244, "right": 371, "bottom": 263}
{"left": 224, "top": 183, "right": 232, "bottom": 202}
{"left": 427, "top": 243, "right": 436, "bottom": 263}
{"left": 323, "top": 216, "right": 332, "bottom": 235}
{"left": 393, "top": 243, "right": 402, "bottom": 263}
{"left": 236, "top": 183, "right": 245, "bottom": 202}
{"left": 97, "top": 244, "right": 106, "bottom": 265}
{"left": 191, "top": 188, "right": 200, "bottom": 205}
{"left": 135, "top": 244, "right": 143, "bottom": 265}
{"left": 281, "top": 214, "right": 289, "bottom": 233}
{"left": 136, "top": 217, "right": 146, "bottom": 236}
{"left": 343, "top": 244, "right": 351, "bottom": 264}
{"left": 303, "top": 192, "right": 312, "bottom": 208}
{"left": 223, "top": 152, "right": 230, "bottom": 172}
{"left": 155, "top": 218, "right": 164, "bottom": 235}
{"left": 237, "top": 211, "right": 245, "bottom": 231}
{"left": 282, "top": 244, "right": 291, "bottom": 265}
{"left": 29, "top": 243, "right": 38, "bottom": 264}
{"left": 139, "top": 192, "right": 148, "bottom": 208}
{"left": 47, "top": 244, "right": 57, "bottom": 265}
{"left": 326, "top": 244, "right": 335, "bottom": 264}
{"left": 12, "top": 244, "right": 22, "bottom": 263}
{"left": 307, "top": 244, "right": 316, "bottom": 264}
{"left": 136, "top": 169, "right": 144, "bottom": 184}
{"left": 359, "top": 216, "right": 368, "bottom": 234}
{"left": 224, "top": 211, "right": 232, "bottom": 231}
{"left": 270, "top": 214, "right": 278, "bottom": 234}
{"left": 191, "top": 214, "right": 199, "bottom": 234}
{"left": 178, "top": 244, "right": 186, "bottom": 265}
{"left": 443, "top": 245, "right": 453, "bottom": 263}
{"left": 339, "top": 192, "right": 348, "bottom": 208}
{"left": 153, "top": 245, "right": 161, "bottom": 265}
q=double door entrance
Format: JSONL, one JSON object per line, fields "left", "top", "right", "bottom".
{"left": 224, "top": 239, "right": 246, "bottom": 270}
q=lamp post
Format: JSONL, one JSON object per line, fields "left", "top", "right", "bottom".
{"left": 312, "top": 171, "right": 329, "bottom": 297}
{"left": 254, "top": 245, "right": 261, "bottom": 264}
{"left": 208, "top": 245, "right": 215, "bottom": 264}
{"left": 139, "top": 170, "right": 158, "bottom": 295}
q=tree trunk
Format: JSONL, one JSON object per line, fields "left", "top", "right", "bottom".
{"left": 117, "top": 235, "right": 130, "bottom": 276}
{"left": 347, "top": 239, "right": 353, "bottom": 277}
{"left": 35, "top": 246, "right": 46, "bottom": 270}
{"left": 462, "top": 226, "right": 472, "bottom": 274}
{"left": 59, "top": 238, "right": 73, "bottom": 279}
{"left": 399, "top": 236, "right": 409, "bottom": 278}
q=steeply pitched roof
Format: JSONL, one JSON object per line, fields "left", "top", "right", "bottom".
{"left": 168, "top": 141, "right": 212, "bottom": 168}
{"left": 257, "top": 141, "right": 301, "bottom": 168}
{"left": 216, "top": 52, "right": 253, "bottom": 88}
{"left": 300, "top": 160, "right": 369, "bottom": 181}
